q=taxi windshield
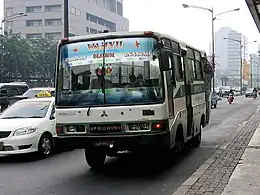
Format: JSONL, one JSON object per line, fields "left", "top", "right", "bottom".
{"left": 0, "top": 101, "right": 51, "bottom": 119}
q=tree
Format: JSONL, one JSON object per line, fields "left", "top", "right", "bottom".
{"left": 0, "top": 34, "right": 56, "bottom": 85}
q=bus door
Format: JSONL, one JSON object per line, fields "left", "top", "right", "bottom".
{"left": 181, "top": 48, "right": 193, "bottom": 137}
{"left": 160, "top": 39, "right": 175, "bottom": 118}
{"left": 165, "top": 52, "right": 175, "bottom": 118}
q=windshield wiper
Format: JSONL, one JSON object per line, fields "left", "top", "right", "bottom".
{"left": 27, "top": 116, "right": 43, "bottom": 118}
{"left": 1, "top": 116, "right": 27, "bottom": 119}
{"left": 86, "top": 39, "right": 106, "bottom": 116}
{"left": 86, "top": 89, "right": 100, "bottom": 116}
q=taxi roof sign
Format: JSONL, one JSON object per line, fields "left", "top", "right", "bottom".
{"left": 36, "top": 90, "right": 52, "bottom": 98}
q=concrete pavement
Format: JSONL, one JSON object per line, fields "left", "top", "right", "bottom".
{"left": 173, "top": 97, "right": 260, "bottom": 195}
{"left": 221, "top": 121, "right": 260, "bottom": 194}
{"left": 0, "top": 96, "right": 258, "bottom": 195}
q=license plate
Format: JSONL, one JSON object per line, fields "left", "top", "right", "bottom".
{"left": 0, "top": 142, "right": 3, "bottom": 150}
{"left": 93, "top": 140, "right": 112, "bottom": 147}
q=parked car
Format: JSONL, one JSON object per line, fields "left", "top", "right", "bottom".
{"left": 245, "top": 88, "right": 254, "bottom": 97}
{"left": 0, "top": 82, "right": 29, "bottom": 112}
{"left": 220, "top": 86, "right": 231, "bottom": 97}
{"left": 0, "top": 97, "right": 56, "bottom": 157}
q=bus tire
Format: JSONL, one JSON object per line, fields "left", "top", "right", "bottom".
{"left": 174, "top": 126, "right": 184, "bottom": 153}
{"left": 192, "top": 125, "right": 202, "bottom": 148}
{"left": 85, "top": 148, "right": 106, "bottom": 169}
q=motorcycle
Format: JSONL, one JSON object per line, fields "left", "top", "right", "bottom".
{"left": 228, "top": 94, "right": 234, "bottom": 104}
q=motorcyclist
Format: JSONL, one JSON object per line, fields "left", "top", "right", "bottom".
{"left": 228, "top": 89, "right": 234, "bottom": 103}
{"left": 253, "top": 87, "right": 258, "bottom": 98}
{"left": 229, "top": 89, "right": 234, "bottom": 96}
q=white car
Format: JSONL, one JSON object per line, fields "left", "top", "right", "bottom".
{"left": 0, "top": 97, "right": 56, "bottom": 157}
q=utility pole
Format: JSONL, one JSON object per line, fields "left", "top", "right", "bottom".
{"left": 243, "top": 36, "right": 246, "bottom": 87}
{"left": 211, "top": 7, "right": 215, "bottom": 92}
{"left": 64, "top": 0, "right": 69, "bottom": 38}
{"left": 240, "top": 41, "right": 243, "bottom": 94}
{"left": 250, "top": 54, "right": 253, "bottom": 87}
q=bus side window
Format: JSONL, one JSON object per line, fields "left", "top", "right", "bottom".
{"left": 173, "top": 55, "right": 183, "bottom": 81}
{"left": 187, "top": 48, "right": 197, "bottom": 80}
{"left": 168, "top": 55, "right": 173, "bottom": 79}
{"left": 165, "top": 54, "right": 176, "bottom": 87}
{"left": 194, "top": 50, "right": 203, "bottom": 80}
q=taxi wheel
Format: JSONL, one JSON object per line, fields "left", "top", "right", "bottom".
{"left": 38, "top": 134, "right": 53, "bottom": 158}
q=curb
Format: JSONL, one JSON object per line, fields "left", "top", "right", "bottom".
{"left": 172, "top": 108, "right": 258, "bottom": 195}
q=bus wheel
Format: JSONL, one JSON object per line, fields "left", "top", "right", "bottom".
{"left": 192, "top": 125, "right": 202, "bottom": 148}
{"left": 174, "top": 129, "right": 184, "bottom": 153}
{"left": 85, "top": 148, "right": 106, "bottom": 169}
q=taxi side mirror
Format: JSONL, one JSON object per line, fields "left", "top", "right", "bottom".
{"left": 50, "top": 114, "right": 55, "bottom": 120}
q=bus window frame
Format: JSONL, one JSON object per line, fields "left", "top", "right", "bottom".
{"left": 187, "top": 47, "right": 197, "bottom": 81}
{"left": 194, "top": 50, "right": 204, "bottom": 81}
{"left": 55, "top": 35, "right": 167, "bottom": 107}
{"left": 171, "top": 40, "right": 183, "bottom": 82}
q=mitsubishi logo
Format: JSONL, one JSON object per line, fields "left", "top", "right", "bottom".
{"left": 101, "top": 110, "right": 108, "bottom": 117}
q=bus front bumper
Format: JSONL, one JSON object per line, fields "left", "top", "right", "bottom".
{"left": 55, "top": 131, "right": 170, "bottom": 151}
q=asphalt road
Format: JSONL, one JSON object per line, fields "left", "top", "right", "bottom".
{"left": 0, "top": 96, "right": 259, "bottom": 195}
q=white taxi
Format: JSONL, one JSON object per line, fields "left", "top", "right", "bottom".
{"left": 0, "top": 94, "right": 56, "bottom": 157}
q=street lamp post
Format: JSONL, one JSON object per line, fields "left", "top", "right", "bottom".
{"left": 223, "top": 37, "right": 243, "bottom": 94}
{"left": 64, "top": 0, "right": 69, "bottom": 38}
{"left": 0, "top": 12, "right": 27, "bottom": 34}
{"left": 0, "top": 12, "right": 27, "bottom": 82}
{"left": 250, "top": 54, "right": 253, "bottom": 87}
{"left": 182, "top": 4, "right": 239, "bottom": 92}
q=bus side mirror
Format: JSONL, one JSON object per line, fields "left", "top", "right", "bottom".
{"left": 160, "top": 50, "right": 169, "bottom": 70}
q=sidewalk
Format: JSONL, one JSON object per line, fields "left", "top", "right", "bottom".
{"left": 173, "top": 107, "right": 260, "bottom": 195}
{"left": 221, "top": 123, "right": 260, "bottom": 195}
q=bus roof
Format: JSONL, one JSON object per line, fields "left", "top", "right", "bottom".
{"left": 58, "top": 31, "right": 206, "bottom": 56}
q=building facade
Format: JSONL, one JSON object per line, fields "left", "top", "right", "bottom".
{"left": 4, "top": 0, "right": 129, "bottom": 40}
{"left": 215, "top": 27, "right": 248, "bottom": 86}
{"left": 250, "top": 53, "right": 258, "bottom": 86}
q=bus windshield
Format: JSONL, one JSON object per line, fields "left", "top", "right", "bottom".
{"left": 56, "top": 37, "right": 164, "bottom": 107}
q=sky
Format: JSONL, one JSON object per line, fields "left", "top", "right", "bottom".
{"left": 124, "top": 0, "right": 260, "bottom": 54}
{"left": 0, "top": 0, "right": 259, "bottom": 54}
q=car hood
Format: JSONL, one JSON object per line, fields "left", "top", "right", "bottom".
{"left": 0, "top": 118, "right": 45, "bottom": 132}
